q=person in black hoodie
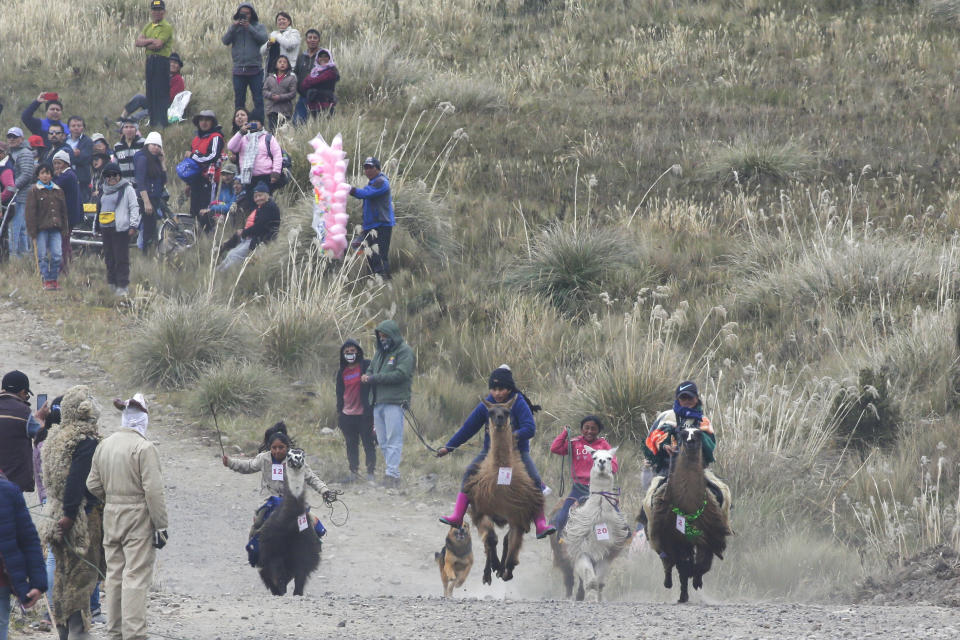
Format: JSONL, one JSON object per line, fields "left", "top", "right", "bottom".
{"left": 335, "top": 339, "right": 376, "bottom": 482}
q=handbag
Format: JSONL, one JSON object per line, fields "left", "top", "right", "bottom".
{"left": 175, "top": 157, "right": 201, "bottom": 181}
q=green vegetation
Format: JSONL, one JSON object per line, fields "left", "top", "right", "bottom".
{"left": 5, "top": 0, "right": 960, "bottom": 599}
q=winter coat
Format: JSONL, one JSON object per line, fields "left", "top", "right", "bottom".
{"left": 20, "top": 100, "right": 61, "bottom": 146}
{"left": 114, "top": 136, "right": 145, "bottom": 181}
{"left": 97, "top": 178, "right": 140, "bottom": 232}
{"left": 9, "top": 144, "right": 37, "bottom": 204}
{"left": 336, "top": 339, "right": 372, "bottom": 416}
{"left": 66, "top": 134, "right": 94, "bottom": 191}
{"left": 227, "top": 131, "right": 282, "bottom": 179}
{"left": 24, "top": 183, "right": 68, "bottom": 238}
{"left": 170, "top": 72, "right": 186, "bottom": 102}
{"left": 367, "top": 320, "right": 415, "bottom": 406}
{"left": 39, "top": 385, "right": 101, "bottom": 552}
{"left": 0, "top": 472, "right": 47, "bottom": 604}
{"left": 294, "top": 49, "right": 321, "bottom": 95}
{"left": 644, "top": 408, "right": 716, "bottom": 473}
{"left": 86, "top": 429, "right": 168, "bottom": 532}
{"left": 263, "top": 72, "right": 298, "bottom": 118}
{"left": 53, "top": 167, "right": 83, "bottom": 227}
{"left": 225, "top": 450, "right": 328, "bottom": 497}
{"left": 222, "top": 3, "right": 269, "bottom": 73}
{"left": 0, "top": 392, "right": 34, "bottom": 492}
{"left": 445, "top": 391, "right": 536, "bottom": 454}
{"left": 550, "top": 431, "right": 618, "bottom": 485}
{"left": 240, "top": 197, "right": 280, "bottom": 249}
{"left": 133, "top": 148, "right": 167, "bottom": 198}
{"left": 190, "top": 127, "right": 225, "bottom": 171}
{"left": 260, "top": 26, "right": 301, "bottom": 72}
{"left": 1, "top": 157, "right": 15, "bottom": 205}
{"left": 351, "top": 171, "right": 395, "bottom": 230}
{"left": 300, "top": 50, "right": 339, "bottom": 111}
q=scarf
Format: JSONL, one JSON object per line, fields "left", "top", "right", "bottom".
{"left": 121, "top": 408, "right": 149, "bottom": 437}
{"left": 239, "top": 130, "right": 265, "bottom": 185}
{"left": 310, "top": 49, "right": 336, "bottom": 76}
{"left": 36, "top": 180, "right": 53, "bottom": 189}
{"left": 673, "top": 400, "right": 703, "bottom": 426}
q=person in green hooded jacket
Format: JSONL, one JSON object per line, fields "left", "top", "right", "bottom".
{"left": 361, "top": 320, "right": 415, "bottom": 487}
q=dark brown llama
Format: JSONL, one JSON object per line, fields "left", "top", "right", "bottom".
{"left": 644, "top": 427, "right": 731, "bottom": 603}
{"left": 463, "top": 396, "right": 544, "bottom": 583}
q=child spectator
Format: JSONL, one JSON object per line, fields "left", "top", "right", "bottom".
{"left": 549, "top": 416, "right": 618, "bottom": 535}
{"left": 261, "top": 12, "right": 300, "bottom": 79}
{"left": 114, "top": 120, "right": 145, "bottom": 182}
{"left": 201, "top": 162, "right": 241, "bottom": 225}
{"left": 263, "top": 55, "right": 297, "bottom": 130}
{"left": 20, "top": 93, "right": 63, "bottom": 146}
{"left": 25, "top": 164, "right": 68, "bottom": 291}
{"left": 335, "top": 340, "right": 376, "bottom": 483}
{"left": 299, "top": 48, "right": 339, "bottom": 117}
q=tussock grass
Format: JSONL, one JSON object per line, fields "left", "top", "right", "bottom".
{"left": 126, "top": 299, "right": 258, "bottom": 389}
{"left": 700, "top": 137, "right": 813, "bottom": 186}
{"left": 190, "top": 360, "right": 277, "bottom": 416}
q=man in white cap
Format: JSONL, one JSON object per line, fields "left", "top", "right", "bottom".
{"left": 4, "top": 127, "right": 36, "bottom": 258}
{"left": 86, "top": 394, "right": 167, "bottom": 640}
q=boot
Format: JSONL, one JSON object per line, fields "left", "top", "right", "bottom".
{"left": 439, "top": 492, "right": 469, "bottom": 527}
{"left": 534, "top": 511, "right": 557, "bottom": 539}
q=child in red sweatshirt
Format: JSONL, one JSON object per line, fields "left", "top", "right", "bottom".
{"left": 549, "top": 415, "right": 618, "bottom": 535}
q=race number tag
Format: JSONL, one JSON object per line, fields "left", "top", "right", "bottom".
{"left": 676, "top": 515, "right": 686, "bottom": 534}
{"left": 497, "top": 467, "right": 512, "bottom": 485}
{"left": 297, "top": 514, "right": 308, "bottom": 531}
{"left": 595, "top": 523, "right": 610, "bottom": 541}
{"left": 271, "top": 464, "right": 284, "bottom": 481}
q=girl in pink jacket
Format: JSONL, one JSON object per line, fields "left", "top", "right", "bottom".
{"left": 549, "top": 415, "right": 618, "bottom": 535}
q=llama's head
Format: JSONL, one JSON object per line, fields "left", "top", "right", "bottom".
{"left": 482, "top": 395, "right": 516, "bottom": 433}
{"left": 678, "top": 427, "right": 703, "bottom": 460}
{"left": 286, "top": 448, "right": 305, "bottom": 469}
{"left": 284, "top": 448, "right": 307, "bottom": 498}
{"left": 585, "top": 446, "right": 617, "bottom": 483}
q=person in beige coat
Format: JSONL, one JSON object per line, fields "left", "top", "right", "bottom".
{"left": 86, "top": 394, "right": 167, "bottom": 640}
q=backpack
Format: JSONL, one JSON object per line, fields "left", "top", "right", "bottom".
{"left": 263, "top": 133, "right": 292, "bottom": 188}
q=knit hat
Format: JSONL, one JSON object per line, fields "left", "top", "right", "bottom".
{"left": 254, "top": 182, "right": 271, "bottom": 194}
{"left": 675, "top": 380, "right": 698, "bottom": 399}
{"left": 488, "top": 364, "right": 516, "bottom": 391}
{"left": 102, "top": 162, "right": 121, "bottom": 177}
{"left": 1, "top": 370, "right": 31, "bottom": 396}
{"left": 144, "top": 131, "right": 163, "bottom": 148}
{"left": 52, "top": 149, "right": 71, "bottom": 165}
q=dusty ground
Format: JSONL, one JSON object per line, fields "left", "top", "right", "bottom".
{"left": 4, "top": 299, "right": 960, "bottom": 639}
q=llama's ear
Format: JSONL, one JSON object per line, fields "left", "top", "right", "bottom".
{"left": 608, "top": 446, "right": 618, "bottom": 456}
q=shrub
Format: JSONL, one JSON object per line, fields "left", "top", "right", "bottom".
{"left": 504, "top": 224, "right": 638, "bottom": 316}
{"left": 392, "top": 180, "right": 459, "bottom": 262}
{"left": 335, "top": 33, "right": 426, "bottom": 103}
{"left": 191, "top": 360, "right": 277, "bottom": 416}
{"left": 126, "top": 300, "right": 258, "bottom": 389}
{"left": 833, "top": 367, "right": 903, "bottom": 451}
{"left": 407, "top": 73, "right": 506, "bottom": 113}
{"left": 700, "top": 137, "right": 813, "bottom": 186}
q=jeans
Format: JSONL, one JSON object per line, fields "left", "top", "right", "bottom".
{"left": 216, "top": 237, "right": 252, "bottom": 271}
{"left": 36, "top": 229, "right": 62, "bottom": 281}
{"left": 0, "top": 585, "right": 10, "bottom": 640}
{"left": 460, "top": 450, "right": 544, "bottom": 491}
{"left": 45, "top": 549, "right": 55, "bottom": 599}
{"left": 7, "top": 200, "right": 31, "bottom": 257}
{"left": 373, "top": 403, "right": 404, "bottom": 479}
{"left": 233, "top": 72, "right": 265, "bottom": 122}
{"left": 292, "top": 96, "right": 308, "bottom": 125}
{"left": 123, "top": 94, "right": 149, "bottom": 122}
{"left": 551, "top": 482, "right": 590, "bottom": 532}
{"left": 146, "top": 55, "right": 170, "bottom": 127}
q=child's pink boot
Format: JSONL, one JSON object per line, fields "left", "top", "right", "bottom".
{"left": 439, "top": 492, "right": 470, "bottom": 527}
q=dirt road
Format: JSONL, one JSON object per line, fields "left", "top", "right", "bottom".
{"left": 5, "top": 300, "right": 960, "bottom": 639}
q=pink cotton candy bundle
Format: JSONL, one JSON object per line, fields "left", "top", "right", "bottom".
{"left": 307, "top": 133, "right": 350, "bottom": 258}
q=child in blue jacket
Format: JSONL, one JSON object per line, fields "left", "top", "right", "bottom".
{"left": 435, "top": 365, "right": 556, "bottom": 539}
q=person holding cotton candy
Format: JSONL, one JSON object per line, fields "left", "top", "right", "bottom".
{"left": 349, "top": 156, "right": 394, "bottom": 279}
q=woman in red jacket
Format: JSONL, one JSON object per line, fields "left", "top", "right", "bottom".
{"left": 549, "top": 415, "right": 618, "bottom": 535}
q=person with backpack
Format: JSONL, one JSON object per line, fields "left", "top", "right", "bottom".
{"left": 185, "top": 111, "right": 224, "bottom": 225}
{"left": 226, "top": 118, "right": 282, "bottom": 213}
{"left": 96, "top": 163, "right": 139, "bottom": 296}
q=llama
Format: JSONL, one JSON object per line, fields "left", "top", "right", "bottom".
{"left": 256, "top": 449, "right": 322, "bottom": 596}
{"left": 642, "top": 427, "right": 732, "bottom": 603}
{"left": 550, "top": 447, "right": 630, "bottom": 601}
{"left": 463, "top": 396, "right": 544, "bottom": 583}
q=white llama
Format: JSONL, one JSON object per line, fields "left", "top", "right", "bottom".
{"left": 562, "top": 447, "right": 632, "bottom": 602}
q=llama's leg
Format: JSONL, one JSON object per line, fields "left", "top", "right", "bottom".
{"left": 678, "top": 570, "right": 690, "bottom": 603}
{"left": 677, "top": 549, "right": 692, "bottom": 603}
{"left": 693, "top": 544, "right": 713, "bottom": 590}
{"left": 660, "top": 556, "right": 674, "bottom": 589}
{"left": 596, "top": 559, "right": 610, "bottom": 603}
{"left": 480, "top": 524, "right": 498, "bottom": 585}
{"left": 501, "top": 526, "right": 525, "bottom": 581}
{"left": 574, "top": 556, "right": 598, "bottom": 602}
{"left": 497, "top": 531, "right": 510, "bottom": 580}
{"left": 293, "top": 568, "right": 307, "bottom": 596}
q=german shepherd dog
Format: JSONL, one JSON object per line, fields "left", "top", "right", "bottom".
{"left": 435, "top": 524, "right": 473, "bottom": 597}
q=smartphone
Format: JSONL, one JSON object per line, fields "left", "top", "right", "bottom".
{"left": 247, "top": 122, "right": 260, "bottom": 132}
{"left": 42, "top": 92, "right": 59, "bottom": 101}
{"left": 37, "top": 393, "right": 48, "bottom": 410}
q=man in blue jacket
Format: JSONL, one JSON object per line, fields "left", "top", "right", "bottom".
{"left": 349, "top": 156, "right": 395, "bottom": 279}
{"left": 0, "top": 470, "right": 47, "bottom": 640}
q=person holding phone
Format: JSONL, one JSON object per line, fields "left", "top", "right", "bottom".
{"left": 222, "top": 3, "right": 268, "bottom": 121}
{"left": 226, "top": 117, "right": 281, "bottom": 213}
{"left": 20, "top": 93, "right": 63, "bottom": 147}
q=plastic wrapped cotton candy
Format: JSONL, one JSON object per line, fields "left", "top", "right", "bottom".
{"left": 308, "top": 133, "right": 351, "bottom": 258}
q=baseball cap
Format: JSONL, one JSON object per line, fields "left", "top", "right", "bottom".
{"left": 29, "top": 135, "right": 46, "bottom": 148}
{"left": 150, "top": 0, "right": 165, "bottom": 10}
{"left": 6, "top": 127, "right": 24, "bottom": 138}
{"left": 362, "top": 156, "right": 380, "bottom": 169}
{"left": 675, "top": 380, "right": 699, "bottom": 399}
{"left": 254, "top": 182, "right": 271, "bottom": 193}
{"left": 2, "top": 370, "right": 32, "bottom": 396}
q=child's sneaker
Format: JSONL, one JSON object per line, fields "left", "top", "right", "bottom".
{"left": 42, "top": 280, "right": 53, "bottom": 290}
{"left": 50, "top": 280, "right": 60, "bottom": 291}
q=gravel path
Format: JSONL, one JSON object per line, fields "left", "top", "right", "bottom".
{"left": 4, "top": 299, "right": 960, "bottom": 639}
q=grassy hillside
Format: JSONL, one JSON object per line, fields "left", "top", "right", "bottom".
{"left": 4, "top": 0, "right": 960, "bottom": 599}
